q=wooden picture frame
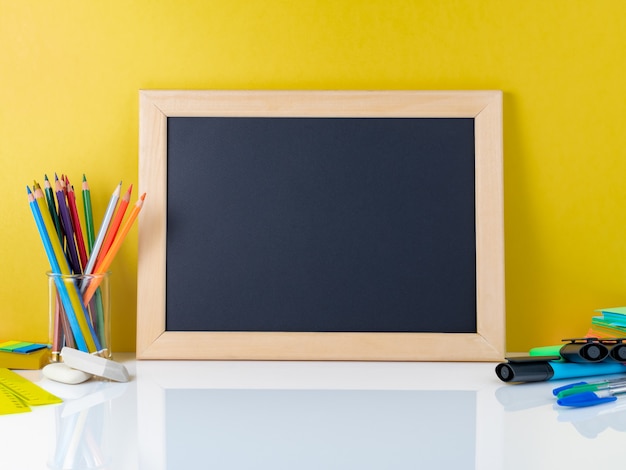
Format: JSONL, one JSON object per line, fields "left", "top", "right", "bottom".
{"left": 137, "top": 90, "right": 504, "bottom": 361}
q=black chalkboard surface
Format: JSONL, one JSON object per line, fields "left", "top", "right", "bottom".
{"left": 137, "top": 90, "right": 504, "bottom": 361}
{"left": 166, "top": 117, "right": 476, "bottom": 333}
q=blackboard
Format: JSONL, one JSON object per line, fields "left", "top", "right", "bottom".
{"left": 137, "top": 90, "right": 505, "bottom": 360}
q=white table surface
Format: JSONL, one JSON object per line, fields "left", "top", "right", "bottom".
{"left": 1, "top": 354, "right": 624, "bottom": 469}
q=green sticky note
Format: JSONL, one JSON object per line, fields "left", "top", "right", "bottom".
{"left": 0, "top": 342, "right": 32, "bottom": 352}
{"left": 596, "top": 306, "right": 626, "bottom": 315}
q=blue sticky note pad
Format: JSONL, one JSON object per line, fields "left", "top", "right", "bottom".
{"left": 0, "top": 342, "right": 47, "bottom": 354}
{"left": 12, "top": 344, "right": 47, "bottom": 354}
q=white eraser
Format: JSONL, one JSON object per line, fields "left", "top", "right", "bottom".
{"left": 43, "top": 362, "right": 92, "bottom": 385}
{"left": 60, "top": 347, "right": 130, "bottom": 383}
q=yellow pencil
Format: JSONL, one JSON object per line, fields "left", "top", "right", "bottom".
{"left": 83, "top": 193, "right": 146, "bottom": 304}
{"left": 33, "top": 185, "right": 99, "bottom": 352}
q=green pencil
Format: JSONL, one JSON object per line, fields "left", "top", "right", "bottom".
{"left": 43, "top": 175, "right": 63, "bottom": 241}
{"left": 82, "top": 174, "right": 96, "bottom": 255}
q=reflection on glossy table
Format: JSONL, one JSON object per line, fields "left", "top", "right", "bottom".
{"left": 0, "top": 355, "right": 625, "bottom": 469}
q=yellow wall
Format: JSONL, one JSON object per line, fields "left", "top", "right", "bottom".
{"left": 2, "top": 1, "right": 626, "bottom": 353}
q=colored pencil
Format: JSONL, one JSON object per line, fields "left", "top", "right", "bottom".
{"left": 55, "top": 179, "right": 82, "bottom": 274}
{"left": 80, "top": 176, "right": 108, "bottom": 350}
{"left": 33, "top": 184, "right": 100, "bottom": 353}
{"left": 58, "top": 173, "right": 66, "bottom": 193}
{"left": 52, "top": 294, "right": 64, "bottom": 359}
{"left": 27, "top": 186, "right": 89, "bottom": 352}
{"left": 95, "top": 184, "right": 132, "bottom": 269}
{"left": 43, "top": 175, "right": 63, "bottom": 240}
{"left": 83, "top": 193, "right": 146, "bottom": 304}
{"left": 82, "top": 175, "right": 96, "bottom": 255}
{"left": 82, "top": 182, "right": 121, "bottom": 277}
{"left": 65, "top": 177, "right": 88, "bottom": 272}
{"left": 29, "top": 174, "right": 136, "bottom": 355}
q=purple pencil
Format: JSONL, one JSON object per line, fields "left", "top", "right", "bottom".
{"left": 55, "top": 177, "right": 82, "bottom": 274}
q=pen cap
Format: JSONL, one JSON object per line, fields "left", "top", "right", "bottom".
{"left": 607, "top": 342, "right": 626, "bottom": 362}
{"left": 560, "top": 341, "right": 608, "bottom": 363}
{"left": 495, "top": 360, "right": 554, "bottom": 382}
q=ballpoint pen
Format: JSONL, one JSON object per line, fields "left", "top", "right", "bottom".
{"left": 556, "top": 384, "right": 626, "bottom": 407}
{"left": 552, "top": 376, "right": 626, "bottom": 399}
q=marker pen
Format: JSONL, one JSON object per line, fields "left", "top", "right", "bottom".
{"left": 495, "top": 356, "right": 626, "bottom": 383}
{"left": 530, "top": 339, "right": 609, "bottom": 363}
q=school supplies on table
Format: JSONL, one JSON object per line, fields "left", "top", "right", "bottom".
{"left": 26, "top": 174, "right": 145, "bottom": 357}
{"left": 0, "top": 368, "right": 62, "bottom": 415}
{"left": 0, "top": 341, "right": 50, "bottom": 370}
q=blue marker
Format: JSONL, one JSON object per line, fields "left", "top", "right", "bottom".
{"left": 495, "top": 356, "right": 626, "bottom": 383}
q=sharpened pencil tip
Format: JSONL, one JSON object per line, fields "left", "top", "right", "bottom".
{"left": 26, "top": 186, "right": 32, "bottom": 194}
{"left": 82, "top": 174, "right": 86, "bottom": 181}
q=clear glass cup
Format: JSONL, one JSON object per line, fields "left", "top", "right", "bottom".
{"left": 47, "top": 272, "right": 111, "bottom": 361}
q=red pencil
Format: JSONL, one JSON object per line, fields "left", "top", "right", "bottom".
{"left": 65, "top": 176, "right": 89, "bottom": 272}
{"left": 95, "top": 184, "right": 133, "bottom": 270}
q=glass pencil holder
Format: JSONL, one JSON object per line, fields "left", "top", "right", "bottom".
{"left": 47, "top": 272, "right": 112, "bottom": 361}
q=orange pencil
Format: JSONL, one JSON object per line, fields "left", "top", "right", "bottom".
{"left": 95, "top": 184, "right": 132, "bottom": 271}
{"left": 83, "top": 193, "right": 146, "bottom": 304}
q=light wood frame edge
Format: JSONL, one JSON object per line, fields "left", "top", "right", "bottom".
{"left": 137, "top": 90, "right": 505, "bottom": 361}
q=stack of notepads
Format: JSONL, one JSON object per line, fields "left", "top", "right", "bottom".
{"left": 587, "top": 306, "right": 626, "bottom": 338}
{"left": 0, "top": 341, "right": 50, "bottom": 370}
